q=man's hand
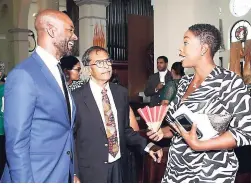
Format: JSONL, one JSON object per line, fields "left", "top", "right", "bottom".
{"left": 74, "top": 176, "right": 81, "bottom": 183}
{"left": 149, "top": 145, "right": 163, "bottom": 163}
{"left": 146, "top": 128, "right": 164, "bottom": 142}
{"left": 155, "top": 83, "right": 164, "bottom": 91}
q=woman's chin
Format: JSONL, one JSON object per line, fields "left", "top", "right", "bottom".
{"left": 182, "top": 61, "right": 194, "bottom": 68}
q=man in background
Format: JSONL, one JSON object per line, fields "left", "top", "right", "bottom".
{"left": 144, "top": 56, "right": 172, "bottom": 106}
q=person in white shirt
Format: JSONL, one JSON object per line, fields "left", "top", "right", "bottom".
{"left": 72, "top": 46, "right": 163, "bottom": 183}
{"left": 1, "top": 10, "right": 78, "bottom": 183}
{"left": 144, "top": 56, "right": 172, "bottom": 106}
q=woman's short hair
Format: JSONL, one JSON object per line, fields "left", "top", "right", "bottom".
{"left": 171, "top": 62, "right": 185, "bottom": 76}
{"left": 60, "top": 56, "right": 79, "bottom": 70}
{"left": 188, "top": 24, "right": 221, "bottom": 57}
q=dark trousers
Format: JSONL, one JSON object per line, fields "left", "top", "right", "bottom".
{"left": 0, "top": 135, "right": 6, "bottom": 178}
{"left": 107, "top": 160, "right": 122, "bottom": 183}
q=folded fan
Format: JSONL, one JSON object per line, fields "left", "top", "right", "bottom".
{"left": 137, "top": 105, "right": 169, "bottom": 132}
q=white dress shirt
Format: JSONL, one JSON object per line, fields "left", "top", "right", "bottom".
{"left": 159, "top": 70, "right": 168, "bottom": 84}
{"left": 89, "top": 79, "right": 154, "bottom": 163}
{"left": 36, "top": 46, "right": 73, "bottom": 119}
{"left": 89, "top": 79, "right": 121, "bottom": 163}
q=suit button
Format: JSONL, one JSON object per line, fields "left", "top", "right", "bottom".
{"left": 105, "top": 144, "right": 108, "bottom": 147}
{"left": 67, "top": 151, "right": 71, "bottom": 155}
{"left": 104, "top": 161, "right": 108, "bottom": 164}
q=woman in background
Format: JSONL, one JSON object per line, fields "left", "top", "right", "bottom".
{"left": 60, "top": 55, "right": 84, "bottom": 91}
{"left": 160, "top": 62, "right": 185, "bottom": 105}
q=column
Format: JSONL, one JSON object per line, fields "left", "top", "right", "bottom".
{"left": 74, "top": 0, "right": 109, "bottom": 57}
{"left": 37, "top": 0, "right": 59, "bottom": 11}
{"left": 8, "top": 28, "right": 30, "bottom": 68}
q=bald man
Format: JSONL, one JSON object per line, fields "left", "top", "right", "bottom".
{"left": 1, "top": 9, "right": 78, "bottom": 182}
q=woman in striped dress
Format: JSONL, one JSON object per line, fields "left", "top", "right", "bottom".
{"left": 148, "top": 24, "right": 251, "bottom": 182}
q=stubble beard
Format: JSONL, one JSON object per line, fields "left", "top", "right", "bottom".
{"left": 54, "top": 39, "right": 72, "bottom": 58}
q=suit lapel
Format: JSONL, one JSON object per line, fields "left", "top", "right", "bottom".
{"left": 156, "top": 72, "right": 160, "bottom": 83}
{"left": 82, "top": 83, "right": 106, "bottom": 135}
{"left": 69, "top": 92, "right": 76, "bottom": 127}
{"left": 31, "top": 52, "right": 69, "bottom": 123}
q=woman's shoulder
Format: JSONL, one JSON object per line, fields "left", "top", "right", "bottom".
{"left": 165, "top": 80, "right": 177, "bottom": 87}
{"left": 69, "top": 80, "right": 86, "bottom": 92}
{"left": 214, "top": 66, "right": 241, "bottom": 81}
{"left": 178, "top": 74, "right": 193, "bottom": 85}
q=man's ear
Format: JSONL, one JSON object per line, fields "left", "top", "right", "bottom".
{"left": 86, "top": 66, "right": 92, "bottom": 76}
{"left": 46, "top": 23, "right": 56, "bottom": 38}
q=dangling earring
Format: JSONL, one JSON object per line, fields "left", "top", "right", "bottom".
{"left": 65, "top": 74, "right": 70, "bottom": 82}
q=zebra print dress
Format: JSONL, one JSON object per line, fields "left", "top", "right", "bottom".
{"left": 162, "top": 66, "right": 251, "bottom": 183}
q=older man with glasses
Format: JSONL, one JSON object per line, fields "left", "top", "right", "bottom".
{"left": 72, "top": 46, "right": 163, "bottom": 183}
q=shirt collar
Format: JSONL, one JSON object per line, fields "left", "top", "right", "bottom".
{"left": 159, "top": 69, "right": 168, "bottom": 76}
{"left": 36, "top": 46, "right": 60, "bottom": 67}
{"left": 89, "top": 78, "right": 110, "bottom": 94}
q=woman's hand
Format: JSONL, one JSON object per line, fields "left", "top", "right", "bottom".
{"left": 171, "top": 122, "right": 202, "bottom": 151}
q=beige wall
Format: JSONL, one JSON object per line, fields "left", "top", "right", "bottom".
{"left": 219, "top": 0, "right": 251, "bottom": 69}
{"left": 0, "top": 0, "right": 66, "bottom": 71}
{"left": 154, "top": 0, "right": 251, "bottom": 73}
{"left": 0, "top": 1, "right": 12, "bottom": 71}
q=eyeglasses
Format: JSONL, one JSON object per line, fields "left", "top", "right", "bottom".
{"left": 86, "top": 59, "right": 113, "bottom": 68}
{"left": 72, "top": 68, "right": 81, "bottom": 72}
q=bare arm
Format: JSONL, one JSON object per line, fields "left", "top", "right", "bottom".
{"left": 162, "top": 126, "right": 174, "bottom": 138}
{"left": 129, "top": 106, "right": 139, "bottom": 131}
{"left": 174, "top": 74, "right": 251, "bottom": 151}
{"left": 173, "top": 123, "right": 236, "bottom": 151}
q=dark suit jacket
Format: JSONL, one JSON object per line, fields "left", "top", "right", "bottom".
{"left": 144, "top": 71, "right": 172, "bottom": 107}
{"left": 72, "top": 82, "right": 147, "bottom": 183}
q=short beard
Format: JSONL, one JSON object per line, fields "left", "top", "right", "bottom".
{"left": 158, "top": 68, "right": 167, "bottom": 72}
{"left": 54, "top": 40, "right": 72, "bottom": 58}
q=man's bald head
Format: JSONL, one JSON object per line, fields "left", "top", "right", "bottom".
{"left": 34, "top": 9, "right": 78, "bottom": 60}
{"left": 35, "top": 9, "right": 72, "bottom": 33}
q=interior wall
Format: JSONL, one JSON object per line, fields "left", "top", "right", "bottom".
{"left": 219, "top": 0, "right": 251, "bottom": 69}
{"left": 154, "top": 0, "right": 218, "bottom": 74}
{"left": 154, "top": 0, "right": 251, "bottom": 73}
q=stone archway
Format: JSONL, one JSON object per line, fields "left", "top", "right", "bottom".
{"left": 1, "top": 0, "right": 61, "bottom": 71}
{"left": 0, "top": 0, "right": 32, "bottom": 71}
{"left": 17, "top": 0, "right": 32, "bottom": 28}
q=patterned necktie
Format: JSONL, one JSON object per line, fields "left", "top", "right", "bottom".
{"left": 101, "top": 88, "right": 119, "bottom": 157}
